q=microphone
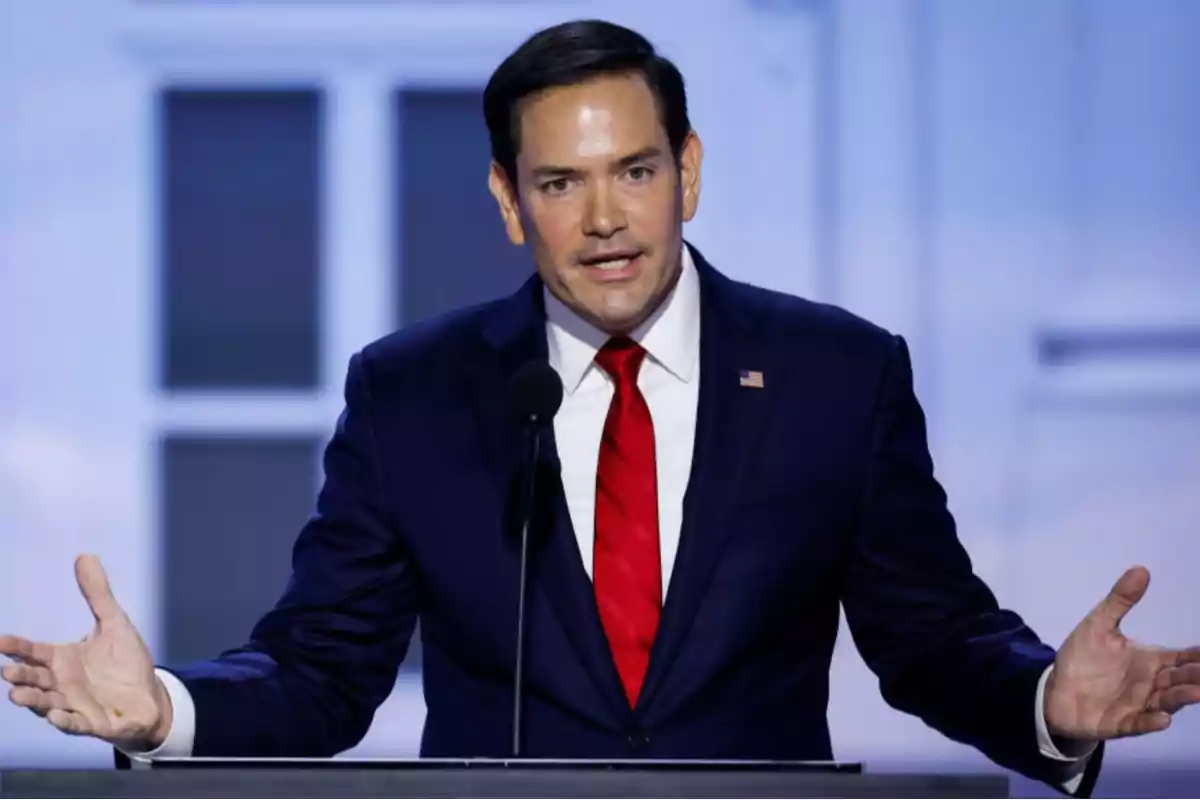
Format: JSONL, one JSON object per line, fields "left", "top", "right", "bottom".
{"left": 507, "top": 360, "right": 563, "bottom": 757}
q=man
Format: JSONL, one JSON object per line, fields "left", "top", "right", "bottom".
{"left": 3, "top": 19, "right": 1198, "bottom": 796}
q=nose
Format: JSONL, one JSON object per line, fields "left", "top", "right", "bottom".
{"left": 582, "top": 180, "right": 627, "bottom": 238}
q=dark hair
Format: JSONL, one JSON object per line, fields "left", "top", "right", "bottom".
{"left": 483, "top": 19, "right": 691, "bottom": 187}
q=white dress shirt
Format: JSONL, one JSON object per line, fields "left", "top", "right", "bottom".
{"left": 136, "top": 247, "right": 1094, "bottom": 790}
{"left": 545, "top": 243, "right": 701, "bottom": 594}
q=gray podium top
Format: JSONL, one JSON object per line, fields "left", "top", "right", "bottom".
{"left": 0, "top": 758, "right": 1008, "bottom": 798}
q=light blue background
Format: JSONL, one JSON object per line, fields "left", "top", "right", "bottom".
{"left": 2, "top": 1, "right": 1198, "bottom": 795}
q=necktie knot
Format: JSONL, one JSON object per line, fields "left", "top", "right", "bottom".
{"left": 595, "top": 337, "right": 647, "bottom": 389}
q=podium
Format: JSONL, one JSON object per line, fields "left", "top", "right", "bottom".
{"left": 0, "top": 758, "right": 1008, "bottom": 798}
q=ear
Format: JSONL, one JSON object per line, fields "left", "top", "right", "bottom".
{"left": 679, "top": 130, "right": 703, "bottom": 223}
{"left": 488, "top": 160, "right": 525, "bottom": 246}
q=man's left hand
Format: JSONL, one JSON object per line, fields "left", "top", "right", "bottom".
{"left": 1044, "top": 565, "right": 1200, "bottom": 745}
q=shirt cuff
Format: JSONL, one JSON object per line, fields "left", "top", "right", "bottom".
{"left": 117, "top": 668, "right": 197, "bottom": 760}
{"left": 1036, "top": 664, "right": 1097, "bottom": 794}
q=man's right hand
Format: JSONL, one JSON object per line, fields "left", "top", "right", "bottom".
{"left": 1, "top": 554, "right": 172, "bottom": 751}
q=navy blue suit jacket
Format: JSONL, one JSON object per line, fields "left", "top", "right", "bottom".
{"left": 166, "top": 245, "right": 1101, "bottom": 794}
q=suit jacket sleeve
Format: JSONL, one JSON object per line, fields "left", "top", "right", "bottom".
{"left": 840, "top": 334, "right": 1103, "bottom": 795}
{"left": 162, "top": 351, "right": 419, "bottom": 757}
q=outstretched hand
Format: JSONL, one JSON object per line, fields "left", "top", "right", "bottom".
{"left": 1, "top": 554, "right": 172, "bottom": 750}
{"left": 1044, "top": 566, "right": 1200, "bottom": 743}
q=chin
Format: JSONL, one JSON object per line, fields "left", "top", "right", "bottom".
{"left": 557, "top": 280, "right": 659, "bottom": 334}
{"left": 593, "top": 309, "right": 650, "bottom": 335}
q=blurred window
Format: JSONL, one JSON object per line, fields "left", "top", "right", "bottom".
{"left": 161, "top": 88, "right": 322, "bottom": 390}
{"left": 395, "top": 88, "right": 531, "bottom": 326}
{"left": 162, "top": 435, "right": 319, "bottom": 663}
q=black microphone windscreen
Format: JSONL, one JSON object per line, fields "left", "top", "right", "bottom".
{"left": 509, "top": 360, "right": 564, "bottom": 425}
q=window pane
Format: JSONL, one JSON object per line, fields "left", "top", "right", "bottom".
{"left": 396, "top": 88, "right": 532, "bottom": 327}
{"left": 161, "top": 89, "right": 321, "bottom": 390}
{"left": 161, "top": 435, "right": 318, "bottom": 664}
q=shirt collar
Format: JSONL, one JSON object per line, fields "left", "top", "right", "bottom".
{"left": 545, "top": 244, "right": 701, "bottom": 394}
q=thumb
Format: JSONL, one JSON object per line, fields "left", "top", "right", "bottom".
{"left": 1090, "top": 565, "right": 1150, "bottom": 631}
{"left": 74, "top": 554, "right": 124, "bottom": 624}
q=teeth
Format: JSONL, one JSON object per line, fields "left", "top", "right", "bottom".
{"left": 591, "top": 257, "right": 632, "bottom": 270}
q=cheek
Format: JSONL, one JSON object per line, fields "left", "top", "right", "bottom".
{"left": 625, "top": 183, "right": 680, "bottom": 230}
{"left": 523, "top": 206, "right": 587, "bottom": 288}
{"left": 524, "top": 205, "right": 576, "bottom": 251}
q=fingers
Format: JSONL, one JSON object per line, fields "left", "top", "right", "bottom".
{"left": 74, "top": 554, "right": 123, "bottom": 624}
{"left": 1, "top": 663, "right": 54, "bottom": 691}
{"left": 1156, "top": 663, "right": 1200, "bottom": 690}
{"left": 8, "top": 685, "right": 70, "bottom": 716}
{"left": 0, "top": 635, "right": 54, "bottom": 666}
{"left": 1151, "top": 684, "right": 1200, "bottom": 715}
{"left": 1117, "top": 710, "right": 1171, "bottom": 737}
{"left": 46, "top": 708, "right": 93, "bottom": 736}
{"left": 1091, "top": 565, "right": 1151, "bottom": 630}
{"left": 8, "top": 684, "right": 100, "bottom": 738}
{"left": 1172, "top": 646, "right": 1200, "bottom": 666}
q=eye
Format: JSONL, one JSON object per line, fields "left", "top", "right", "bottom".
{"left": 540, "top": 177, "right": 573, "bottom": 196}
{"left": 626, "top": 165, "right": 654, "bottom": 183}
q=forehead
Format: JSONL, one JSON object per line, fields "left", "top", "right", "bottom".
{"left": 515, "top": 73, "right": 667, "bottom": 162}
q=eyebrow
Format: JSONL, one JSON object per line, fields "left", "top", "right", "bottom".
{"left": 612, "top": 146, "right": 664, "bottom": 170}
{"left": 530, "top": 146, "right": 665, "bottom": 180}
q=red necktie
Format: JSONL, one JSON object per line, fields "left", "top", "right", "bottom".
{"left": 593, "top": 336, "right": 662, "bottom": 707}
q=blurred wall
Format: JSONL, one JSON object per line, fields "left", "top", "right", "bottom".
{"left": 1, "top": 0, "right": 1197, "bottom": 794}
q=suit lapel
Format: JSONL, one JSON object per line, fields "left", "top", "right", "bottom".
{"left": 535, "top": 447, "right": 634, "bottom": 722}
{"left": 467, "top": 277, "right": 631, "bottom": 722}
{"left": 634, "top": 249, "right": 780, "bottom": 715}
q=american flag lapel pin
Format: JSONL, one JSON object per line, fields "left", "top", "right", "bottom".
{"left": 739, "top": 369, "right": 764, "bottom": 389}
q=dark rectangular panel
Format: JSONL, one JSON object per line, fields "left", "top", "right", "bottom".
{"left": 161, "top": 88, "right": 321, "bottom": 390}
{"left": 396, "top": 88, "right": 533, "bottom": 327}
{"left": 162, "top": 435, "right": 318, "bottom": 664}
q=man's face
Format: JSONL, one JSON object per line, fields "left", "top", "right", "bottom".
{"left": 489, "top": 72, "right": 702, "bottom": 335}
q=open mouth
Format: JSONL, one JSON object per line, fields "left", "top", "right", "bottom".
{"left": 578, "top": 250, "right": 644, "bottom": 278}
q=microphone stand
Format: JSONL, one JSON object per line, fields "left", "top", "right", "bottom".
{"left": 512, "top": 416, "right": 542, "bottom": 757}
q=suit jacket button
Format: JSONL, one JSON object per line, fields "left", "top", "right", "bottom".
{"left": 627, "top": 732, "right": 650, "bottom": 751}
